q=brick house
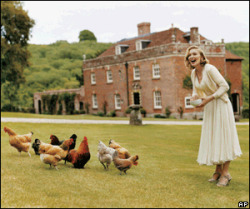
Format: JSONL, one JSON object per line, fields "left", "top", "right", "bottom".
{"left": 82, "top": 22, "right": 243, "bottom": 118}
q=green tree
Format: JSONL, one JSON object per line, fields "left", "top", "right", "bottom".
{"left": 1, "top": 1, "right": 35, "bottom": 109}
{"left": 78, "top": 30, "right": 97, "bottom": 42}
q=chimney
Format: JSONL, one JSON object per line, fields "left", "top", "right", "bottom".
{"left": 190, "top": 27, "right": 200, "bottom": 43}
{"left": 137, "top": 22, "right": 151, "bottom": 36}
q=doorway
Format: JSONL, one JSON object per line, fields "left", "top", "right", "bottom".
{"left": 133, "top": 92, "right": 140, "bottom": 105}
{"left": 231, "top": 93, "right": 240, "bottom": 114}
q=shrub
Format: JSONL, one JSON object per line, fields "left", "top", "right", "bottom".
{"left": 125, "top": 108, "right": 131, "bottom": 114}
{"left": 140, "top": 108, "right": 147, "bottom": 117}
{"left": 177, "top": 106, "right": 184, "bottom": 119}
{"left": 97, "top": 111, "right": 105, "bottom": 117}
{"left": 79, "top": 110, "right": 86, "bottom": 114}
{"left": 107, "top": 110, "right": 116, "bottom": 117}
{"left": 242, "top": 108, "right": 249, "bottom": 118}
{"left": 154, "top": 114, "right": 166, "bottom": 118}
{"left": 165, "top": 106, "right": 171, "bottom": 118}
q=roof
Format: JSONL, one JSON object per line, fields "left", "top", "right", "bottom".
{"left": 98, "top": 27, "right": 207, "bottom": 57}
{"left": 225, "top": 50, "right": 244, "bottom": 60}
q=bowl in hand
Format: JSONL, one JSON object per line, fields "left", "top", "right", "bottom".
{"left": 190, "top": 99, "right": 202, "bottom": 106}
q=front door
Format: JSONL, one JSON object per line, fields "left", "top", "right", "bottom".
{"left": 133, "top": 92, "right": 140, "bottom": 105}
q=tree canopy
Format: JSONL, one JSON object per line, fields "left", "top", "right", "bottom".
{"left": 78, "top": 30, "right": 97, "bottom": 42}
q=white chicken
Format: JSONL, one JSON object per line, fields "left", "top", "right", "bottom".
{"left": 97, "top": 140, "right": 116, "bottom": 170}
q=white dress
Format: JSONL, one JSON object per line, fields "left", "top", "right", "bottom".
{"left": 191, "top": 64, "right": 242, "bottom": 166}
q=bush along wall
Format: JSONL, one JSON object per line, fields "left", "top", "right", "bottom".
{"left": 42, "top": 93, "right": 76, "bottom": 115}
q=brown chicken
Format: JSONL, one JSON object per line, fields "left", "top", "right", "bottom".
{"left": 4, "top": 126, "right": 33, "bottom": 157}
{"left": 39, "top": 138, "right": 73, "bottom": 159}
{"left": 40, "top": 154, "right": 61, "bottom": 170}
{"left": 109, "top": 139, "right": 131, "bottom": 159}
{"left": 112, "top": 150, "right": 139, "bottom": 175}
{"left": 65, "top": 136, "right": 90, "bottom": 169}
{"left": 50, "top": 135, "right": 64, "bottom": 145}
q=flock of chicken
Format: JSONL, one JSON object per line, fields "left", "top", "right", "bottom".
{"left": 3, "top": 126, "right": 139, "bottom": 175}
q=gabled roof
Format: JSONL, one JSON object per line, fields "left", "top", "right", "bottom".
{"left": 98, "top": 27, "right": 207, "bottom": 57}
{"left": 225, "top": 50, "right": 244, "bottom": 60}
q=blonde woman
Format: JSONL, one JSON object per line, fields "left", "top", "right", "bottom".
{"left": 184, "top": 46, "right": 242, "bottom": 187}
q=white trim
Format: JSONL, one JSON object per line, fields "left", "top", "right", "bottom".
{"left": 106, "top": 70, "right": 113, "bottom": 83}
{"left": 185, "top": 96, "right": 194, "bottom": 109}
{"left": 152, "top": 64, "right": 160, "bottom": 78}
{"left": 91, "top": 73, "right": 96, "bottom": 84}
{"left": 133, "top": 66, "right": 140, "bottom": 80}
{"left": 154, "top": 91, "right": 162, "bottom": 109}
{"left": 115, "top": 94, "right": 121, "bottom": 110}
{"left": 92, "top": 94, "right": 98, "bottom": 108}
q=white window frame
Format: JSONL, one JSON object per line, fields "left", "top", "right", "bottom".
{"left": 91, "top": 73, "right": 96, "bottom": 85}
{"left": 152, "top": 64, "right": 160, "bottom": 78}
{"left": 185, "top": 96, "right": 194, "bottom": 109}
{"left": 133, "top": 66, "right": 140, "bottom": 80}
{"left": 115, "top": 94, "right": 121, "bottom": 110}
{"left": 106, "top": 70, "right": 113, "bottom": 83}
{"left": 136, "top": 40, "right": 142, "bottom": 51}
{"left": 154, "top": 91, "right": 162, "bottom": 109}
{"left": 115, "top": 45, "right": 121, "bottom": 55}
{"left": 92, "top": 94, "right": 98, "bottom": 108}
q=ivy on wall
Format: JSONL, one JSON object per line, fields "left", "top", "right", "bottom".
{"left": 182, "top": 75, "right": 193, "bottom": 90}
{"left": 42, "top": 93, "right": 76, "bottom": 115}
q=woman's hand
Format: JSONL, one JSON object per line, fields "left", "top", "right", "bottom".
{"left": 196, "top": 95, "right": 215, "bottom": 108}
{"left": 190, "top": 95, "right": 199, "bottom": 101}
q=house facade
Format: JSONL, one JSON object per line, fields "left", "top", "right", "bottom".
{"left": 82, "top": 22, "right": 243, "bottom": 118}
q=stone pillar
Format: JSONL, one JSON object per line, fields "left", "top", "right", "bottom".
{"left": 129, "top": 105, "right": 142, "bottom": 125}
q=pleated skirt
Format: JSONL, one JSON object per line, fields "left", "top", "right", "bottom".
{"left": 197, "top": 98, "right": 242, "bottom": 166}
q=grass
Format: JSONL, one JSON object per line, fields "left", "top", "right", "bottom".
{"left": 1, "top": 112, "right": 249, "bottom": 122}
{"left": 1, "top": 122, "right": 249, "bottom": 208}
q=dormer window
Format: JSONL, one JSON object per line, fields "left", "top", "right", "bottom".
{"left": 115, "top": 45, "right": 129, "bottom": 55}
{"left": 201, "top": 39, "right": 213, "bottom": 45}
{"left": 136, "top": 40, "right": 151, "bottom": 51}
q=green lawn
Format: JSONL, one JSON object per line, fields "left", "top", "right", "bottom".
{"left": 1, "top": 122, "right": 249, "bottom": 208}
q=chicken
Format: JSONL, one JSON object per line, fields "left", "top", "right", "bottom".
{"left": 32, "top": 138, "right": 41, "bottom": 155}
{"left": 50, "top": 135, "right": 64, "bottom": 145}
{"left": 4, "top": 126, "right": 33, "bottom": 157}
{"left": 97, "top": 140, "right": 116, "bottom": 170}
{"left": 65, "top": 136, "right": 90, "bottom": 169}
{"left": 39, "top": 138, "right": 73, "bottom": 159}
{"left": 64, "top": 134, "right": 77, "bottom": 164}
{"left": 40, "top": 154, "right": 61, "bottom": 170}
{"left": 112, "top": 150, "right": 139, "bottom": 175}
{"left": 109, "top": 139, "right": 131, "bottom": 159}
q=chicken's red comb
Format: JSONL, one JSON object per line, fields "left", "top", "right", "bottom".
{"left": 84, "top": 136, "right": 88, "bottom": 140}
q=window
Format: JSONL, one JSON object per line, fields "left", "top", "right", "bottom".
{"left": 92, "top": 94, "right": 98, "bottom": 108}
{"left": 133, "top": 66, "right": 140, "bottom": 80}
{"left": 91, "top": 73, "right": 96, "bottom": 85}
{"left": 115, "top": 45, "right": 129, "bottom": 55}
{"left": 106, "top": 70, "right": 113, "bottom": 83}
{"left": 136, "top": 40, "right": 151, "bottom": 51}
{"left": 154, "top": 91, "right": 162, "bottom": 109}
{"left": 152, "top": 64, "right": 160, "bottom": 78}
{"left": 115, "top": 94, "right": 121, "bottom": 109}
{"left": 185, "top": 97, "right": 194, "bottom": 109}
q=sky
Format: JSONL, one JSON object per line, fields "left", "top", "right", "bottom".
{"left": 22, "top": 1, "right": 249, "bottom": 45}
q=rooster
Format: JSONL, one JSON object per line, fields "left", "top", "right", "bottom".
{"left": 113, "top": 150, "right": 139, "bottom": 175}
{"left": 97, "top": 140, "right": 116, "bottom": 170}
{"left": 4, "top": 126, "right": 33, "bottom": 157}
{"left": 65, "top": 136, "right": 90, "bottom": 169}
{"left": 64, "top": 134, "right": 77, "bottom": 164}
{"left": 32, "top": 138, "right": 41, "bottom": 155}
{"left": 40, "top": 154, "right": 61, "bottom": 170}
{"left": 50, "top": 135, "right": 64, "bottom": 145}
{"left": 109, "top": 139, "right": 131, "bottom": 159}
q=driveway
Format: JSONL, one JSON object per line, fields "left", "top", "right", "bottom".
{"left": 1, "top": 117, "right": 249, "bottom": 125}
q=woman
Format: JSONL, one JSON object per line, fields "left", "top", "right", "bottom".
{"left": 184, "top": 46, "right": 242, "bottom": 187}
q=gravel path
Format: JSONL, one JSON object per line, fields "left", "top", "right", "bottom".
{"left": 1, "top": 117, "right": 249, "bottom": 125}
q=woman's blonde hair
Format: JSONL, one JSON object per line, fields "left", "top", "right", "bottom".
{"left": 184, "top": 46, "right": 209, "bottom": 70}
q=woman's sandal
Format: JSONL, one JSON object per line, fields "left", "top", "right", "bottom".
{"left": 217, "top": 174, "right": 232, "bottom": 187}
{"left": 208, "top": 172, "right": 221, "bottom": 182}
